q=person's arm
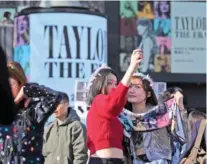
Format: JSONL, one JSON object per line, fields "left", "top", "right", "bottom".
{"left": 72, "top": 122, "right": 88, "bottom": 164}
{"left": 174, "top": 91, "right": 188, "bottom": 140}
{"left": 16, "top": 83, "right": 62, "bottom": 124}
{"left": 94, "top": 49, "right": 143, "bottom": 118}
{"left": 180, "top": 109, "right": 188, "bottom": 141}
{"left": 93, "top": 83, "right": 128, "bottom": 118}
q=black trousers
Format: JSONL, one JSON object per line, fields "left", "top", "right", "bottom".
{"left": 88, "top": 157, "right": 124, "bottom": 164}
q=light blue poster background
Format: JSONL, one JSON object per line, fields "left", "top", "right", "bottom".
{"left": 154, "top": 19, "right": 171, "bottom": 37}
{"left": 13, "top": 45, "right": 30, "bottom": 79}
{"left": 171, "top": 2, "right": 206, "bottom": 73}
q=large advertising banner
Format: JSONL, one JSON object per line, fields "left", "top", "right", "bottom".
{"left": 171, "top": 2, "right": 206, "bottom": 73}
{"left": 29, "top": 13, "right": 107, "bottom": 106}
{"left": 119, "top": 1, "right": 206, "bottom": 74}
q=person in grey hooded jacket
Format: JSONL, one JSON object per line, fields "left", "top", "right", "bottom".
{"left": 43, "top": 92, "right": 88, "bottom": 164}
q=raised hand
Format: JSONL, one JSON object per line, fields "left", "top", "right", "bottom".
{"left": 14, "top": 86, "right": 25, "bottom": 104}
{"left": 121, "top": 49, "right": 143, "bottom": 86}
{"left": 129, "top": 49, "right": 143, "bottom": 71}
{"left": 174, "top": 91, "right": 185, "bottom": 110}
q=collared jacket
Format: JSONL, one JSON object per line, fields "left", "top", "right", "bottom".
{"left": 43, "top": 108, "right": 88, "bottom": 164}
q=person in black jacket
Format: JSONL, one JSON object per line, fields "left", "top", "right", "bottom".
{"left": 0, "top": 61, "right": 61, "bottom": 164}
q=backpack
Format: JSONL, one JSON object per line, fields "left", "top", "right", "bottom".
{"left": 180, "top": 119, "right": 207, "bottom": 164}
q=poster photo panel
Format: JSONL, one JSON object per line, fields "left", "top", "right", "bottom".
{"left": 136, "top": 18, "right": 158, "bottom": 73}
{"left": 14, "top": 15, "right": 29, "bottom": 47}
{"left": 13, "top": 45, "right": 30, "bottom": 80}
{"left": 137, "top": 1, "right": 154, "bottom": 19}
{"left": 119, "top": 52, "right": 130, "bottom": 72}
{"left": 74, "top": 80, "right": 89, "bottom": 125}
{"left": 120, "top": 1, "right": 137, "bottom": 19}
{"left": 153, "top": 82, "right": 167, "bottom": 99}
{"left": 156, "top": 37, "right": 171, "bottom": 55}
{"left": 154, "top": 1, "right": 171, "bottom": 19}
{"left": 120, "top": 36, "right": 137, "bottom": 52}
{"left": 120, "top": 18, "right": 137, "bottom": 36}
{"left": 154, "top": 19, "right": 171, "bottom": 37}
{"left": 77, "top": 81, "right": 88, "bottom": 92}
{"left": 154, "top": 55, "right": 171, "bottom": 73}
{"left": 119, "top": 35, "right": 137, "bottom": 72}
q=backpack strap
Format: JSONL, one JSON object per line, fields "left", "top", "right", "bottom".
{"left": 190, "top": 119, "right": 206, "bottom": 160}
{"left": 44, "top": 122, "right": 55, "bottom": 142}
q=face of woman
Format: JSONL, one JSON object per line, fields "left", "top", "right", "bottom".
{"left": 9, "top": 77, "right": 21, "bottom": 99}
{"left": 127, "top": 78, "right": 147, "bottom": 104}
{"left": 106, "top": 73, "right": 117, "bottom": 94}
{"left": 159, "top": 2, "right": 169, "bottom": 14}
{"left": 18, "top": 17, "right": 28, "bottom": 35}
{"left": 137, "top": 24, "right": 147, "bottom": 36}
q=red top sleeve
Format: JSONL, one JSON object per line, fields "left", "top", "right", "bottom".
{"left": 92, "top": 82, "right": 129, "bottom": 118}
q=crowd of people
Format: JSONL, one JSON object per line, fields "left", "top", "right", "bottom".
{"left": 0, "top": 47, "right": 206, "bottom": 164}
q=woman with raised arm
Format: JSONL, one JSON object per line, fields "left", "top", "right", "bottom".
{"left": 0, "top": 62, "right": 61, "bottom": 164}
{"left": 86, "top": 49, "right": 143, "bottom": 164}
{"left": 120, "top": 75, "right": 188, "bottom": 164}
